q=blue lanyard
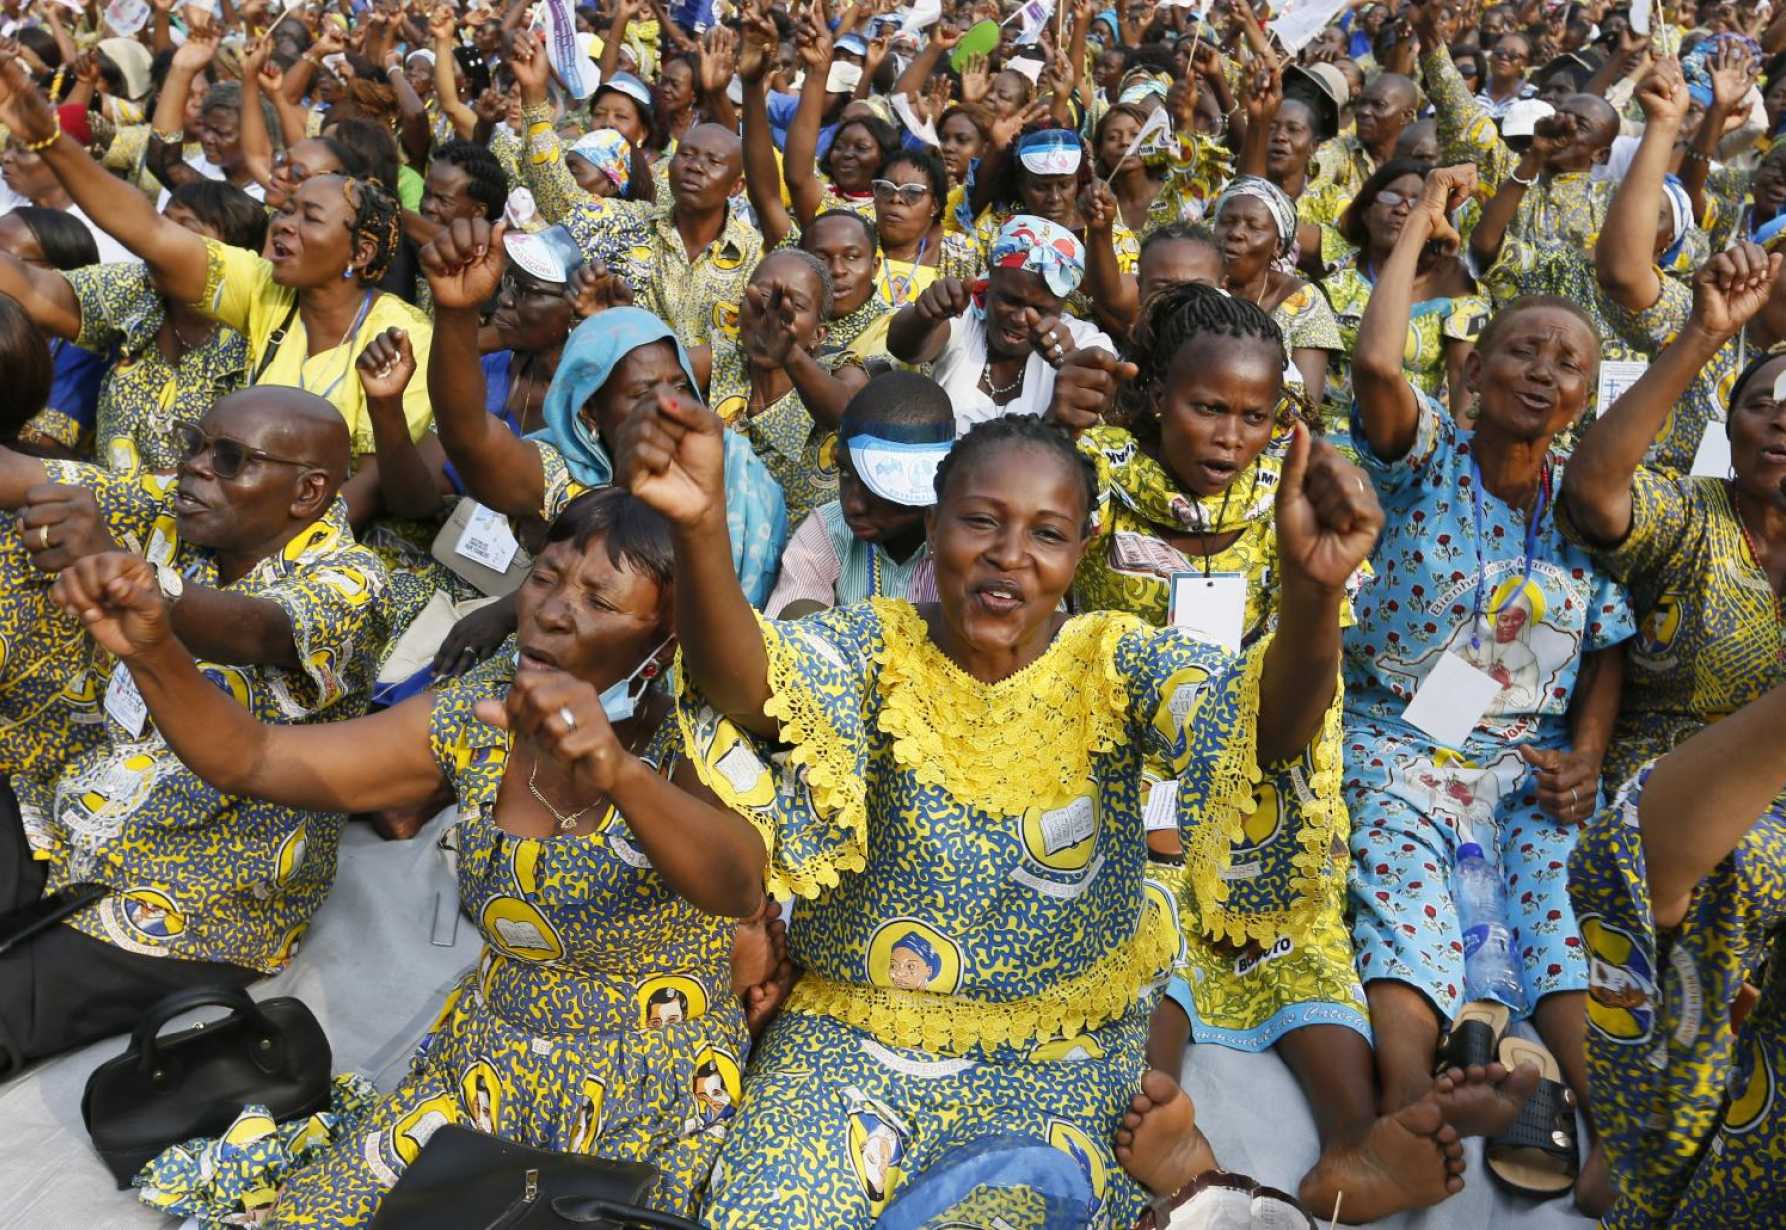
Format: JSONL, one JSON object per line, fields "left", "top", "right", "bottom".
{"left": 297, "top": 291, "right": 376, "bottom": 402}
{"left": 882, "top": 234, "right": 928, "bottom": 306}
{"left": 1468, "top": 454, "right": 1550, "bottom": 652}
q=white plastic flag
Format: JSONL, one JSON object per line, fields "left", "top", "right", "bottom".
{"left": 1267, "top": 0, "right": 1349, "bottom": 55}
{"left": 1104, "top": 104, "right": 1172, "bottom": 182}
{"left": 1005, "top": 0, "right": 1054, "bottom": 47}
{"left": 1629, "top": 0, "right": 1652, "bottom": 36}
{"left": 540, "top": 0, "right": 597, "bottom": 98}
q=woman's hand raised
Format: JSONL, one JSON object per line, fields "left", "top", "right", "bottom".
{"left": 616, "top": 385, "right": 729, "bottom": 532}
{"left": 1274, "top": 421, "right": 1382, "bottom": 594}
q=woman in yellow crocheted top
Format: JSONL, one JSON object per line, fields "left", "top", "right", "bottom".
{"left": 620, "top": 374, "right": 1387, "bottom": 1227}
{"left": 1052, "top": 284, "right": 1469, "bottom": 1225}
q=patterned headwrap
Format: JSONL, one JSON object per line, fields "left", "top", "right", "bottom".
{"left": 568, "top": 128, "right": 633, "bottom": 195}
{"left": 1117, "top": 69, "right": 1169, "bottom": 105}
{"left": 1212, "top": 176, "right": 1299, "bottom": 257}
{"left": 988, "top": 213, "right": 1086, "bottom": 298}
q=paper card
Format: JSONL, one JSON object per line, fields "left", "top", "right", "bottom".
{"left": 104, "top": 660, "right": 149, "bottom": 738}
{"left": 1691, "top": 423, "right": 1733, "bottom": 478}
{"left": 1629, "top": 0, "right": 1652, "bottom": 36}
{"left": 454, "top": 502, "right": 520, "bottom": 573}
{"left": 104, "top": 0, "right": 151, "bottom": 36}
{"left": 1143, "top": 778, "right": 1180, "bottom": 832}
{"left": 1267, "top": 0, "right": 1349, "bottom": 55}
{"left": 1594, "top": 359, "right": 1648, "bottom": 418}
{"left": 1402, "top": 651, "right": 1502, "bottom": 748}
{"left": 1168, "top": 572, "right": 1248, "bottom": 654}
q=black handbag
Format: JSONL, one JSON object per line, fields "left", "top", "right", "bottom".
{"left": 81, "top": 985, "right": 332, "bottom": 1188}
{"left": 369, "top": 1125, "right": 704, "bottom": 1230}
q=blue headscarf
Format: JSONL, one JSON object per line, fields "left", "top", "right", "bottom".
{"left": 530, "top": 308, "right": 789, "bottom": 607}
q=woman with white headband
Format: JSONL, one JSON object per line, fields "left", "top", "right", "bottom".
{"left": 970, "top": 123, "right": 1141, "bottom": 333}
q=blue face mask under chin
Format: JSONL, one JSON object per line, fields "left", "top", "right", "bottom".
{"left": 597, "top": 638, "right": 673, "bottom": 724}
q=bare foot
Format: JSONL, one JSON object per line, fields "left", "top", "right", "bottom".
{"left": 1298, "top": 1097, "right": 1465, "bottom": 1224}
{"left": 1114, "top": 1069, "right": 1218, "bottom": 1195}
{"left": 1575, "top": 1140, "right": 1613, "bottom": 1218}
{"left": 1432, "top": 1061, "right": 1541, "bottom": 1138}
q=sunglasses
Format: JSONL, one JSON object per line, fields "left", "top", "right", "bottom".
{"left": 172, "top": 422, "right": 313, "bottom": 480}
{"left": 1373, "top": 189, "right": 1417, "bottom": 209}
{"left": 500, "top": 272, "right": 568, "bottom": 302}
{"left": 871, "top": 179, "right": 932, "bottom": 205}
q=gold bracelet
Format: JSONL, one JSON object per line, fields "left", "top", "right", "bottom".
{"left": 23, "top": 129, "right": 60, "bottom": 153}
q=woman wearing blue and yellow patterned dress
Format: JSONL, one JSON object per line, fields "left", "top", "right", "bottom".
{"left": 1566, "top": 679, "right": 1786, "bottom": 1228}
{"left": 1558, "top": 241, "right": 1786, "bottom": 797}
{"left": 52, "top": 488, "right": 781, "bottom": 1225}
{"left": 618, "top": 365, "right": 1396, "bottom": 1225}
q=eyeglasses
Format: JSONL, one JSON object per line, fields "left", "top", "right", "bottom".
{"left": 871, "top": 179, "right": 932, "bottom": 206}
{"left": 1373, "top": 190, "right": 1416, "bottom": 209}
{"left": 499, "top": 273, "right": 568, "bottom": 303}
{"left": 172, "top": 422, "right": 313, "bottom": 480}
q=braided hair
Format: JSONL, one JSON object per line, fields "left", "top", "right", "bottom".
{"left": 1119, "top": 282, "right": 1288, "bottom": 446}
{"left": 342, "top": 176, "right": 403, "bottom": 286}
{"left": 933, "top": 415, "right": 1098, "bottom": 534}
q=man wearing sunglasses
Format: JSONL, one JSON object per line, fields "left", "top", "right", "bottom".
{"left": 0, "top": 385, "right": 394, "bottom": 1077}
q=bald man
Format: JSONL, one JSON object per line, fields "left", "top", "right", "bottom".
{"left": 1311, "top": 73, "right": 1421, "bottom": 199}
{"left": 0, "top": 386, "right": 392, "bottom": 1076}
{"left": 519, "top": 111, "right": 761, "bottom": 348}
{"left": 1421, "top": 24, "right": 1625, "bottom": 256}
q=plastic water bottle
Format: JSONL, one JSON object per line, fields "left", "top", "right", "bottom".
{"left": 1455, "top": 842, "right": 1525, "bottom": 1011}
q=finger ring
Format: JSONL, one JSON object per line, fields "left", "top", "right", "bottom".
{"left": 1570, "top": 786, "right": 1579, "bottom": 809}
{"left": 1045, "top": 330, "right": 1057, "bottom": 345}
{"left": 36, "top": 525, "right": 49, "bottom": 550}
{"left": 558, "top": 705, "right": 577, "bottom": 731}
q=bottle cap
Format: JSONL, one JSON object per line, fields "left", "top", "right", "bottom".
{"left": 1458, "top": 843, "right": 1484, "bottom": 860}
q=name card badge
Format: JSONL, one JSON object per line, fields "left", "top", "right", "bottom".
{"left": 1401, "top": 650, "right": 1501, "bottom": 749}
{"left": 1168, "top": 571, "right": 1247, "bottom": 654}
{"left": 1691, "top": 421, "right": 1733, "bottom": 478}
{"left": 455, "top": 502, "right": 520, "bottom": 573}
{"left": 1593, "top": 359, "right": 1647, "bottom": 418}
{"left": 1142, "top": 778, "right": 1180, "bottom": 832}
{"left": 104, "top": 660, "right": 149, "bottom": 738}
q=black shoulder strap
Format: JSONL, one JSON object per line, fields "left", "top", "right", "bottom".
{"left": 251, "top": 301, "right": 300, "bottom": 385}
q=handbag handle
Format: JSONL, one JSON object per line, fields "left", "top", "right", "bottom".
{"left": 549, "top": 1198, "right": 704, "bottom": 1229}
{"left": 129, "top": 985, "right": 275, "bottom": 1077}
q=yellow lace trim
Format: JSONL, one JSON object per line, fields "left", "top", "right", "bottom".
{"left": 785, "top": 899, "right": 1179, "bottom": 1053}
{"left": 1198, "top": 675, "right": 1348, "bottom": 949}
{"left": 674, "top": 612, "right": 873, "bottom": 899}
{"left": 1175, "top": 638, "right": 1272, "bottom": 947}
{"left": 873, "top": 599, "right": 1139, "bottom": 818}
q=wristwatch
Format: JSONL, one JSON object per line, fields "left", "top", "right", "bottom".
{"left": 155, "top": 563, "right": 185, "bottom": 605}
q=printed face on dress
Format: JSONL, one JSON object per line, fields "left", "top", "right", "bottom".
{"left": 1157, "top": 333, "right": 1282, "bottom": 500}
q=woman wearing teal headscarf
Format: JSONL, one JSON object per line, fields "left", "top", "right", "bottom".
{"left": 424, "top": 220, "right": 789, "bottom": 608}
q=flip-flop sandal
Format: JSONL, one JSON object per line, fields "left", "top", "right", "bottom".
{"left": 1433, "top": 999, "right": 1512, "bottom": 1076}
{"left": 1486, "top": 1036, "right": 1580, "bottom": 1198}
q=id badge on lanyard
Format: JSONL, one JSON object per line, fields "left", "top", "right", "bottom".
{"left": 1401, "top": 456, "right": 1550, "bottom": 747}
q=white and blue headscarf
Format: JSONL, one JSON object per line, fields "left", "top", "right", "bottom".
{"left": 532, "top": 309, "right": 788, "bottom": 607}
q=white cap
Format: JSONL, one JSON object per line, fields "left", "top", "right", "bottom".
{"left": 1501, "top": 98, "right": 1556, "bottom": 139}
{"left": 826, "top": 60, "right": 863, "bottom": 94}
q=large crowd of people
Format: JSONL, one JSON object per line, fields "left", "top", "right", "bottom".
{"left": 0, "top": 0, "right": 1782, "bottom": 1225}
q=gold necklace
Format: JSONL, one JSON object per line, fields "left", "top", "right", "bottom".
{"left": 527, "top": 759, "right": 597, "bottom": 832}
